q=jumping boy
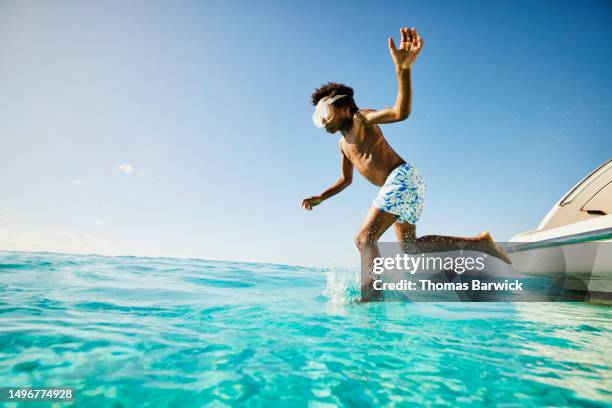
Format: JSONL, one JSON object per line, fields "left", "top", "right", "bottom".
{"left": 302, "top": 27, "right": 511, "bottom": 301}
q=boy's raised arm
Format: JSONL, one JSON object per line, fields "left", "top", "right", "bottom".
{"left": 359, "top": 27, "right": 424, "bottom": 126}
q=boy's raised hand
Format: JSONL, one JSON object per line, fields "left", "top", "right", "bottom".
{"left": 389, "top": 27, "right": 424, "bottom": 70}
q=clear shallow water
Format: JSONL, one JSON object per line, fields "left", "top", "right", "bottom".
{"left": 0, "top": 251, "right": 611, "bottom": 407}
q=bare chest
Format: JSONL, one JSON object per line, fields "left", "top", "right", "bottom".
{"left": 340, "top": 131, "right": 383, "bottom": 164}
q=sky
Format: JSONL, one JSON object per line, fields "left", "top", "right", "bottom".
{"left": 0, "top": 0, "right": 610, "bottom": 267}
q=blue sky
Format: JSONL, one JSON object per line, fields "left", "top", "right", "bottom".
{"left": 0, "top": 0, "right": 610, "bottom": 267}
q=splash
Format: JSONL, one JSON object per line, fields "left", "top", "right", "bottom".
{"left": 322, "top": 265, "right": 361, "bottom": 305}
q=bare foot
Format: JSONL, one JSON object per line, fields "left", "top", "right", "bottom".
{"left": 477, "top": 232, "right": 512, "bottom": 264}
{"left": 360, "top": 271, "right": 383, "bottom": 302}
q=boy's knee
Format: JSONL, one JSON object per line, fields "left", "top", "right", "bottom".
{"left": 400, "top": 232, "right": 418, "bottom": 254}
{"left": 401, "top": 241, "right": 419, "bottom": 254}
{"left": 355, "top": 230, "right": 377, "bottom": 249}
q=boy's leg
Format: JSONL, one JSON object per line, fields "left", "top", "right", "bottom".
{"left": 394, "top": 222, "right": 511, "bottom": 263}
{"left": 356, "top": 207, "right": 399, "bottom": 302}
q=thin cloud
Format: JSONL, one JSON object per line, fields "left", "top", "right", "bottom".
{"left": 118, "top": 164, "right": 133, "bottom": 174}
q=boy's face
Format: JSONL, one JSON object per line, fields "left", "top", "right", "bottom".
{"left": 322, "top": 105, "right": 347, "bottom": 133}
{"left": 312, "top": 94, "right": 349, "bottom": 133}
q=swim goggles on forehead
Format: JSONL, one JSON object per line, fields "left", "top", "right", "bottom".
{"left": 312, "top": 94, "right": 347, "bottom": 128}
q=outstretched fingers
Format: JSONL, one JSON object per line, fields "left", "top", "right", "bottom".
{"left": 401, "top": 27, "right": 409, "bottom": 46}
{"left": 410, "top": 27, "right": 424, "bottom": 53}
{"left": 391, "top": 26, "right": 424, "bottom": 61}
{"left": 403, "top": 29, "right": 410, "bottom": 51}
{"left": 392, "top": 27, "right": 416, "bottom": 52}
{"left": 388, "top": 36, "right": 397, "bottom": 53}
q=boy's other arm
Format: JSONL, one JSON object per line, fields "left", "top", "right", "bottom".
{"left": 359, "top": 27, "right": 423, "bottom": 126}
{"left": 302, "top": 148, "right": 353, "bottom": 211}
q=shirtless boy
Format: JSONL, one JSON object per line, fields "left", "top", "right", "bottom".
{"left": 301, "top": 27, "right": 511, "bottom": 301}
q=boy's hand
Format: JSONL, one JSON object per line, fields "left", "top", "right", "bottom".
{"left": 302, "top": 196, "right": 323, "bottom": 211}
{"left": 389, "top": 27, "right": 423, "bottom": 70}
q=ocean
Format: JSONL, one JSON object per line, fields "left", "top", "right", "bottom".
{"left": 0, "top": 250, "right": 610, "bottom": 407}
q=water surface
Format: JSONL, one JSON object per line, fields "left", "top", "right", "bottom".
{"left": 0, "top": 251, "right": 611, "bottom": 407}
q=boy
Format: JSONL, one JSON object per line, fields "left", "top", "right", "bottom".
{"left": 302, "top": 27, "right": 511, "bottom": 301}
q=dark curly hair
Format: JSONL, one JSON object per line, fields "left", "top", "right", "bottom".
{"left": 311, "top": 82, "right": 359, "bottom": 115}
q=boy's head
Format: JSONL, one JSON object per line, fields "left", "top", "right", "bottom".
{"left": 311, "top": 82, "right": 359, "bottom": 133}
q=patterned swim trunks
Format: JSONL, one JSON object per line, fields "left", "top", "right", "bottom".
{"left": 372, "top": 163, "right": 426, "bottom": 224}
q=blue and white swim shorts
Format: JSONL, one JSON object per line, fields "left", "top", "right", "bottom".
{"left": 372, "top": 163, "right": 425, "bottom": 224}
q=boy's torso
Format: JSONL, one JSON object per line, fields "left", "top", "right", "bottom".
{"left": 340, "top": 111, "right": 406, "bottom": 186}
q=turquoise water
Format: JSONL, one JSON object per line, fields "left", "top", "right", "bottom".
{"left": 0, "top": 251, "right": 611, "bottom": 407}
